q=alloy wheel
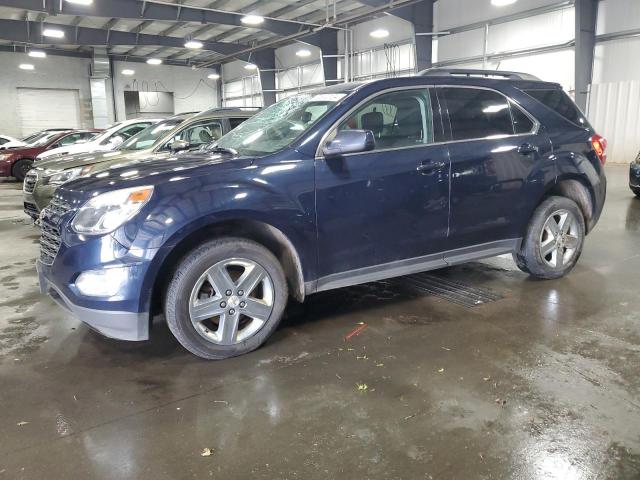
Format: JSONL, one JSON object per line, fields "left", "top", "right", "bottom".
{"left": 188, "top": 258, "right": 274, "bottom": 345}
{"left": 539, "top": 209, "right": 580, "bottom": 268}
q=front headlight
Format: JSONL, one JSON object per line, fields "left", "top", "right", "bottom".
{"left": 49, "top": 166, "right": 93, "bottom": 185}
{"left": 0, "top": 154, "right": 9, "bottom": 161}
{"left": 71, "top": 185, "right": 154, "bottom": 235}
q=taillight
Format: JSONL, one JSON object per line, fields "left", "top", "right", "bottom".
{"left": 591, "top": 134, "right": 607, "bottom": 165}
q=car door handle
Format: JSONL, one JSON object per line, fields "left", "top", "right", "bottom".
{"left": 517, "top": 143, "right": 539, "bottom": 155}
{"left": 417, "top": 160, "right": 446, "bottom": 174}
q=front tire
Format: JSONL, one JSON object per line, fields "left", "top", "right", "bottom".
{"left": 12, "top": 159, "right": 33, "bottom": 182}
{"left": 164, "top": 238, "right": 288, "bottom": 359}
{"left": 514, "top": 196, "right": 585, "bottom": 279}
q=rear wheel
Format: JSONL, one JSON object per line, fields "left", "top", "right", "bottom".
{"left": 164, "top": 238, "right": 288, "bottom": 359}
{"left": 12, "top": 159, "right": 33, "bottom": 182}
{"left": 514, "top": 196, "right": 585, "bottom": 279}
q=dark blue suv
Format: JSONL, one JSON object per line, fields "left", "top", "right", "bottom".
{"left": 37, "top": 69, "right": 607, "bottom": 359}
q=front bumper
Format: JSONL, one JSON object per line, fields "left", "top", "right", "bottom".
{"left": 630, "top": 162, "right": 640, "bottom": 190}
{"left": 24, "top": 183, "right": 57, "bottom": 215}
{"left": 38, "top": 261, "right": 150, "bottom": 341}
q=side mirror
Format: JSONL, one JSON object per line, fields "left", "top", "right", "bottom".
{"left": 168, "top": 139, "right": 190, "bottom": 152}
{"left": 322, "top": 129, "right": 375, "bottom": 159}
{"left": 109, "top": 135, "right": 124, "bottom": 148}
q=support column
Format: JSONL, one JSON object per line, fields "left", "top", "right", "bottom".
{"left": 254, "top": 49, "right": 276, "bottom": 107}
{"left": 318, "top": 30, "right": 340, "bottom": 85}
{"left": 409, "top": 0, "right": 435, "bottom": 72}
{"left": 90, "top": 47, "right": 112, "bottom": 128}
{"left": 575, "top": 0, "right": 598, "bottom": 111}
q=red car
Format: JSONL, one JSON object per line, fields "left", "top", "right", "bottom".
{"left": 0, "top": 129, "right": 101, "bottom": 181}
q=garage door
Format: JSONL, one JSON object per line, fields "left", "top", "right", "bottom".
{"left": 17, "top": 88, "right": 81, "bottom": 136}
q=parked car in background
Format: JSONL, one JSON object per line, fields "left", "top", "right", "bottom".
{"left": 631, "top": 150, "right": 640, "bottom": 197}
{"left": 23, "top": 108, "right": 258, "bottom": 218}
{"left": 20, "top": 128, "right": 75, "bottom": 146}
{"left": 36, "top": 70, "right": 606, "bottom": 359}
{"left": 0, "top": 134, "right": 26, "bottom": 150}
{"left": 0, "top": 129, "right": 101, "bottom": 181}
{"left": 36, "top": 118, "right": 164, "bottom": 162}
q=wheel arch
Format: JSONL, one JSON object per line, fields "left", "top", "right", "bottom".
{"left": 147, "top": 217, "right": 306, "bottom": 318}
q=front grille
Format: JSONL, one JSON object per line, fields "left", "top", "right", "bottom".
{"left": 23, "top": 170, "right": 37, "bottom": 193}
{"left": 48, "top": 197, "right": 72, "bottom": 216}
{"left": 40, "top": 222, "right": 62, "bottom": 265}
{"left": 23, "top": 201, "right": 39, "bottom": 219}
{"left": 39, "top": 197, "right": 74, "bottom": 265}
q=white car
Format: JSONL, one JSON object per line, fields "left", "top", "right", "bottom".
{"left": 0, "top": 134, "right": 26, "bottom": 150}
{"left": 36, "top": 118, "right": 163, "bottom": 161}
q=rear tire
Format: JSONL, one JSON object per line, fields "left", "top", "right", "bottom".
{"left": 514, "top": 196, "right": 585, "bottom": 279}
{"left": 12, "top": 159, "right": 33, "bottom": 182}
{"left": 164, "top": 237, "right": 288, "bottom": 360}
{"left": 632, "top": 187, "right": 640, "bottom": 198}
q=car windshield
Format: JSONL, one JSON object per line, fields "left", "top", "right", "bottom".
{"left": 120, "top": 119, "right": 184, "bottom": 151}
{"left": 22, "top": 132, "right": 49, "bottom": 144}
{"left": 31, "top": 132, "right": 62, "bottom": 147}
{"left": 215, "top": 93, "right": 346, "bottom": 156}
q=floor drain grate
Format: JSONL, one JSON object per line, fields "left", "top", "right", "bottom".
{"left": 399, "top": 272, "right": 503, "bottom": 308}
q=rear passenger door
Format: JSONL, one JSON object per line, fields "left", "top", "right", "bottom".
{"left": 439, "top": 86, "right": 552, "bottom": 251}
{"left": 315, "top": 87, "right": 451, "bottom": 284}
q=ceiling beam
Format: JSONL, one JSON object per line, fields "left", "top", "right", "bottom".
{"left": 0, "top": 18, "right": 248, "bottom": 56}
{"left": 0, "top": 0, "right": 312, "bottom": 39}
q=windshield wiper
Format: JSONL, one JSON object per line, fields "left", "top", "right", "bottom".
{"left": 205, "top": 144, "right": 238, "bottom": 156}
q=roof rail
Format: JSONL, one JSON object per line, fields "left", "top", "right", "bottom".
{"left": 418, "top": 68, "right": 541, "bottom": 81}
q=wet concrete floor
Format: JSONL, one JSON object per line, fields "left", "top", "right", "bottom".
{"left": 0, "top": 165, "right": 639, "bottom": 479}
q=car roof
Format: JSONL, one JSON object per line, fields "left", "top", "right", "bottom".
{"left": 191, "top": 107, "right": 261, "bottom": 119}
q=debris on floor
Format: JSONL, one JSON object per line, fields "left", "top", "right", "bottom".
{"left": 344, "top": 322, "right": 368, "bottom": 341}
{"left": 200, "top": 448, "right": 215, "bottom": 457}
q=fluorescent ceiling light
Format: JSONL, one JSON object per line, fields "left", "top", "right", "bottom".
{"left": 370, "top": 29, "right": 389, "bottom": 39}
{"left": 207, "top": 73, "right": 220, "bottom": 80}
{"left": 147, "top": 58, "right": 162, "bottom": 65}
{"left": 19, "top": 64, "right": 35, "bottom": 70}
{"left": 244, "top": 63, "right": 257, "bottom": 70}
{"left": 43, "top": 28, "right": 65, "bottom": 38}
{"left": 184, "top": 40, "right": 203, "bottom": 49}
{"left": 66, "top": 0, "right": 93, "bottom": 4}
{"left": 491, "top": 0, "right": 517, "bottom": 6}
{"left": 28, "top": 50, "right": 46, "bottom": 58}
{"left": 241, "top": 15, "right": 264, "bottom": 26}
{"left": 121, "top": 69, "right": 135, "bottom": 75}
{"left": 296, "top": 48, "right": 312, "bottom": 58}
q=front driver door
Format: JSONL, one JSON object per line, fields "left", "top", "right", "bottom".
{"left": 314, "top": 87, "right": 451, "bottom": 290}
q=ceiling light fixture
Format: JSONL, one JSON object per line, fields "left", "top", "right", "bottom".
{"left": 296, "top": 48, "right": 312, "bottom": 58}
{"left": 66, "top": 0, "right": 93, "bottom": 5}
{"left": 241, "top": 15, "right": 264, "bottom": 26}
{"left": 369, "top": 28, "right": 390, "bottom": 39}
{"left": 208, "top": 73, "right": 221, "bottom": 80}
{"left": 184, "top": 40, "right": 203, "bottom": 49}
{"left": 19, "top": 64, "right": 35, "bottom": 70}
{"left": 28, "top": 50, "right": 46, "bottom": 58}
{"left": 147, "top": 58, "right": 162, "bottom": 65}
{"left": 122, "top": 69, "right": 135, "bottom": 75}
{"left": 491, "top": 0, "right": 517, "bottom": 6}
{"left": 43, "top": 28, "right": 65, "bottom": 38}
{"left": 244, "top": 63, "right": 257, "bottom": 71}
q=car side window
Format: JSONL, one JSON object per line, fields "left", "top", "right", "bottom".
{"left": 337, "top": 89, "right": 434, "bottom": 151}
{"left": 510, "top": 102, "right": 535, "bottom": 134}
{"left": 229, "top": 117, "right": 247, "bottom": 130}
{"left": 0, "top": 138, "right": 7, "bottom": 145}
{"left": 119, "top": 124, "right": 150, "bottom": 140}
{"left": 58, "top": 133, "right": 83, "bottom": 146}
{"left": 442, "top": 87, "right": 530, "bottom": 141}
{"left": 163, "top": 120, "right": 223, "bottom": 150}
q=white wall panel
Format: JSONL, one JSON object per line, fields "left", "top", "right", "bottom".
{"left": 437, "top": 29, "right": 485, "bottom": 62}
{"left": 435, "top": 0, "right": 566, "bottom": 30}
{"left": 593, "top": 37, "right": 640, "bottom": 84}
{"left": 588, "top": 81, "right": 640, "bottom": 164}
{"left": 596, "top": 0, "right": 640, "bottom": 34}
{"left": 485, "top": 50, "right": 575, "bottom": 91}
{"left": 487, "top": 7, "right": 574, "bottom": 53}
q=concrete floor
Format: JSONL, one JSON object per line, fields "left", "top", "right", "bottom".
{"left": 0, "top": 165, "right": 639, "bottom": 479}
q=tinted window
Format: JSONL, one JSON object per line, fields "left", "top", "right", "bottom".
{"left": 511, "top": 102, "right": 535, "bottom": 134}
{"left": 58, "top": 133, "right": 87, "bottom": 146}
{"left": 442, "top": 88, "right": 515, "bottom": 141}
{"left": 229, "top": 117, "right": 248, "bottom": 129}
{"left": 524, "top": 88, "right": 587, "bottom": 127}
{"left": 338, "top": 88, "right": 434, "bottom": 150}
{"left": 0, "top": 138, "right": 7, "bottom": 145}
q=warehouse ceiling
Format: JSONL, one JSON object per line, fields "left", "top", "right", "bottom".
{"left": 0, "top": 0, "right": 425, "bottom": 67}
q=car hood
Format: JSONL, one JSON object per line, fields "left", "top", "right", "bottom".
{"left": 38, "top": 141, "right": 99, "bottom": 159}
{"left": 60, "top": 150, "right": 253, "bottom": 196}
{"left": 34, "top": 149, "right": 149, "bottom": 173}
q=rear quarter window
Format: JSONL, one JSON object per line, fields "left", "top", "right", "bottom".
{"left": 523, "top": 88, "right": 588, "bottom": 128}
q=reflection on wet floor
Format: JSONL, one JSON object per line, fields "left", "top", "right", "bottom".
{"left": 0, "top": 169, "right": 639, "bottom": 479}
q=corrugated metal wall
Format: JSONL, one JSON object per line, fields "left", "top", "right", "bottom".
{"left": 588, "top": 81, "right": 640, "bottom": 164}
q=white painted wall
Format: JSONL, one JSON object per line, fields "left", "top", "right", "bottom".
{"left": 0, "top": 52, "right": 94, "bottom": 138}
{"left": 112, "top": 61, "right": 219, "bottom": 120}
